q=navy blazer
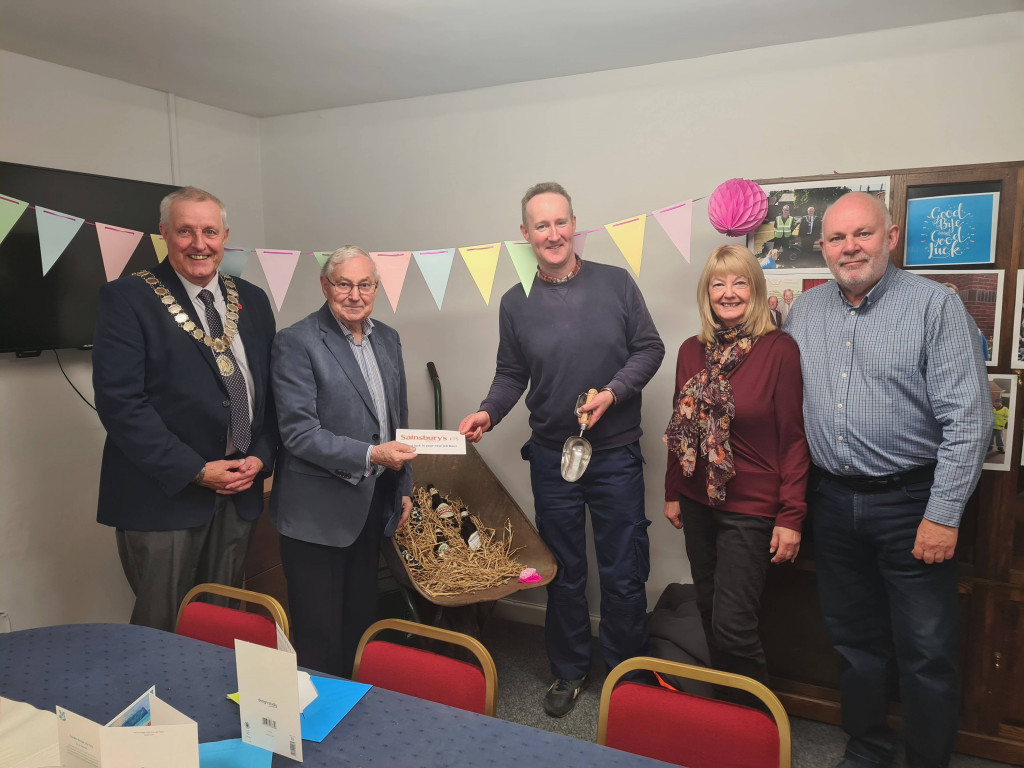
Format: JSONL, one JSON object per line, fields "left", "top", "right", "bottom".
{"left": 269, "top": 303, "right": 412, "bottom": 549}
{"left": 93, "top": 259, "right": 278, "bottom": 531}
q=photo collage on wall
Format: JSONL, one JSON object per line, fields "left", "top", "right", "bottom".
{"left": 747, "top": 177, "right": 889, "bottom": 271}
{"left": 765, "top": 176, "right": 1017, "bottom": 469}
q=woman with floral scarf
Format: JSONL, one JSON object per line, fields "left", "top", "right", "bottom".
{"left": 663, "top": 244, "right": 808, "bottom": 695}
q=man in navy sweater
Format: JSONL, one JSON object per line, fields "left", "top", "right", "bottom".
{"left": 460, "top": 182, "right": 664, "bottom": 717}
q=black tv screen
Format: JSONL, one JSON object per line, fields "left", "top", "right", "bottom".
{"left": 0, "top": 162, "right": 179, "bottom": 354}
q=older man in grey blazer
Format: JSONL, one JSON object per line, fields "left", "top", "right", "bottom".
{"left": 270, "top": 246, "right": 416, "bottom": 677}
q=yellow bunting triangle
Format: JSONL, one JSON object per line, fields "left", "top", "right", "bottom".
{"left": 504, "top": 241, "right": 538, "bottom": 297}
{"left": 604, "top": 214, "right": 647, "bottom": 276}
{"left": 458, "top": 242, "right": 501, "bottom": 305}
{"left": 150, "top": 233, "right": 168, "bottom": 263}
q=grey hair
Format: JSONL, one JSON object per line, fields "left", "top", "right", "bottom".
{"left": 159, "top": 186, "right": 228, "bottom": 230}
{"left": 321, "top": 245, "right": 380, "bottom": 281}
{"left": 521, "top": 181, "right": 573, "bottom": 226}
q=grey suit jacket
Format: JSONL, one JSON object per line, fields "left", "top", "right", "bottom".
{"left": 269, "top": 303, "right": 412, "bottom": 548}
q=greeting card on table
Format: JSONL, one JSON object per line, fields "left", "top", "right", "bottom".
{"left": 235, "top": 627, "right": 303, "bottom": 762}
{"left": 56, "top": 686, "right": 198, "bottom": 768}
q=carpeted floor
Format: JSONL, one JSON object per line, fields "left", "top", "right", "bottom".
{"left": 477, "top": 617, "right": 1013, "bottom": 768}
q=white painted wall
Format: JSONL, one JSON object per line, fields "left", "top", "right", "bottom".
{"left": 0, "top": 51, "right": 265, "bottom": 629}
{"left": 2, "top": 11, "right": 1022, "bottom": 630}
{"left": 258, "top": 13, "right": 1024, "bottom": 620}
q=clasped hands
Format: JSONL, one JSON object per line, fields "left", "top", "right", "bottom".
{"left": 196, "top": 456, "right": 264, "bottom": 494}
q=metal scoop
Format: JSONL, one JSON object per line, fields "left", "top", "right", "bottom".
{"left": 561, "top": 388, "right": 598, "bottom": 482}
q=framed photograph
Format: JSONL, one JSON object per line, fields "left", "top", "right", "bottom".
{"left": 747, "top": 177, "right": 890, "bottom": 271}
{"left": 985, "top": 374, "right": 1016, "bottom": 472}
{"left": 763, "top": 271, "right": 831, "bottom": 326}
{"left": 909, "top": 270, "right": 1003, "bottom": 367}
{"left": 905, "top": 192, "right": 999, "bottom": 267}
{"left": 1011, "top": 270, "right": 1024, "bottom": 370}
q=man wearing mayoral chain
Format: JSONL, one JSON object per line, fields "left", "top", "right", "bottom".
{"left": 93, "top": 186, "right": 278, "bottom": 632}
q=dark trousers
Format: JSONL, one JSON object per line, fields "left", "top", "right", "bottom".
{"left": 523, "top": 440, "right": 651, "bottom": 681}
{"left": 116, "top": 495, "right": 256, "bottom": 633}
{"left": 280, "top": 489, "right": 385, "bottom": 679}
{"left": 677, "top": 497, "right": 774, "bottom": 689}
{"left": 811, "top": 473, "right": 960, "bottom": 768}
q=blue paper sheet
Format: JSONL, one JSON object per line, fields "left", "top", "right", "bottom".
{"left": 199, "top": 738, "right": 272, "bottom": 768}
{"left": 300, "top": 676, "right": 372, "bottom": 742}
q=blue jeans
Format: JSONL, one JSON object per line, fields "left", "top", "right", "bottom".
{"left": 811, "top": 472, "right": 960, "bottom": 768}
{"left": 523, "top": 440, "right": 652, "bottom": 680}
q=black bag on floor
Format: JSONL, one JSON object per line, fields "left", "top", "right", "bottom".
{"left": 647, "top": 583, "right": 715, "bottom": 697}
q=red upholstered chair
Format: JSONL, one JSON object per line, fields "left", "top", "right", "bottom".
{"left": 353, "top": 618, "right": 498, "bottom": 716}
{"left": 597, "top": 656, "right": 791, "bottom": 768}
{"left": 175, "top": 583, "right": 289, "bottom": 650}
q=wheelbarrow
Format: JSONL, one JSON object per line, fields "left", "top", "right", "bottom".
{"left": 382, "top": 363, "right": 557, "bottom": 633}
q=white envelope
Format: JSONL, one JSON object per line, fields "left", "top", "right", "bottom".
{"left": 57, "top": 687, "right": 198, "bottom": 768}
{"left": 235, "top": 630, "right": 303, "bottom": 762}
{"left": 395, "top": 428, "right": 466, "bottom": 454}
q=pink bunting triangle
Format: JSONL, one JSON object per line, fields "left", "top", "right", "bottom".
{"left": 95, "top": 223, "right": 143, "bottom": 282}
{"left": 574, "top": 229, "right": 598, "bottom": 258}
{"left": 255, "top": 249, "right": 301, "bottom": 311}
{"left": 369, "top": 252, "right": 412, "bottom": 313}
{"left": 653, "top": 201, "right": 694, "bottom": 263}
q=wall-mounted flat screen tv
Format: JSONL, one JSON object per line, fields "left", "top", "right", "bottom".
{"left": 0, "top": 162, "right": 178, "bottom": 355}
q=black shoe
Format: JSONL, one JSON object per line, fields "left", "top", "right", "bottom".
{"left": 543, "top": 675, "right": 589, "bottom": 717}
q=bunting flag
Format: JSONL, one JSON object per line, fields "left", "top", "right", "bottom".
{"left": 504, "top": 241, "right": 538, "bottom": 296}
{"left": 0, "top": 194, "right": 29, "bottom": 248}
{"left": 220, "top": 247, "right": 252, "bottom": 277}
{"left": 605, "top": 214, "right": 647, "bottom": 276}
{"left": 370, "top": 251, "right": 412, "bottom": 313}
{"left": 150, "top": 234, "right": 168, "bottom": 263}
{"left": 0, "top": 188, "right": 707, "bottom": 315}
{"left": 413, "top": 248, "right": 456, "bottom": 310}
{"left": 653, "top": 201, "right": 694, "bottom": 263}
{"left": 459, "top": 243, "right": 502, "bottom": 305}
{"left": 573, "top": 229, "right": 596, "bottom": 258}
{"left": 95, "top": 223, "right": 143, "bottom": 282}
{"left": 35, "top": 207, "right": 84, "bottom": 275}
{"left": 255, "top": 249, "right": 302, "bottom": 311}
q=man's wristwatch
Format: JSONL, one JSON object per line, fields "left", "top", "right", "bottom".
{"left": 194, "top": 464, "right": 207, "bottom": 485}
{"left": 601, "top": 386, "right": 618, "bottom": 406}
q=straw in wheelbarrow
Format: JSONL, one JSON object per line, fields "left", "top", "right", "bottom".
{"left": 393, "top": 484, "right": 526, "bottom": 598}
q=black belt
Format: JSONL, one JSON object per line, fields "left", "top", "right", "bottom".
{"left": 814, "top": 463, "right": 936, "bottom": 493}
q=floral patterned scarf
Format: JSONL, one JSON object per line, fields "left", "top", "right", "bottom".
{"left": 664, "top": 326, "right": 754, "bottom": 504}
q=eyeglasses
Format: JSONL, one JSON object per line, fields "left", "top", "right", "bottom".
{"left": 325, "top": 278, "right": 379, "bottom": 296}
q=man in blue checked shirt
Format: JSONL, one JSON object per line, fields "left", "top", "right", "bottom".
{"left": 784, "top": 192, "right": 990, "bottom": 768}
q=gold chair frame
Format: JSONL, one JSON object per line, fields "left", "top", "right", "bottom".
{"left": 597, "top": 656, "right": 791, "bottom": 768}
{"left": 353, "top": 618, "right": 498, "bottom": 717}
{"left": 175, "top": 582, "right": 290, "bottom": 640}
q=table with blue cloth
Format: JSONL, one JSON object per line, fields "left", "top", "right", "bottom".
{"left": 0, "top": 623, "right": 671, "bottom": 767}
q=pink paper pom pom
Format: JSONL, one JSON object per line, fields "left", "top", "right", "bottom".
{"left": 707, "top": 178, "right": 769, "bottom": 237}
